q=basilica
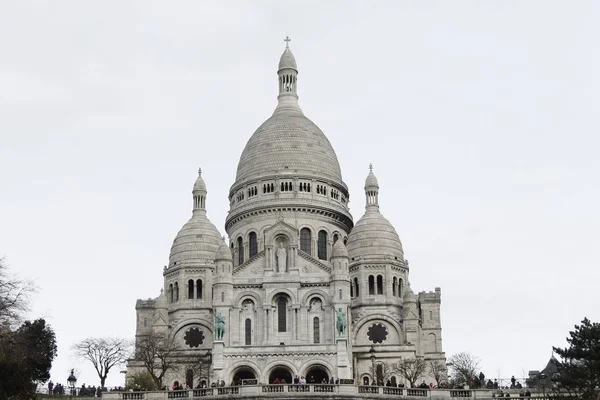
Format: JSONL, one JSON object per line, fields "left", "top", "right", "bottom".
{"left": 128, "top": 41, "right": 446, "bottom": 388}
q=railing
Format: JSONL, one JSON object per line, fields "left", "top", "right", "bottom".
{"left": 122, "top": 394, "right": 146, "bottom": 400}
{"left": 383, "top": 387, "right": 404, "bottom": 395}
{"left": 262, "top": 385, "right": 284, "bottom": 393}
{"left": 451, "top": 390, "right": 473, "bottom": 397}
{"left": 358, "top": 386, "right": 379, "bottom": 394}
{"left": 98, "top": 385, "right": 561, "bottom": 400}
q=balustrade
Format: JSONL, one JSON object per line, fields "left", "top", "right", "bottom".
{"left": 261, "top": 385, "right": 284, "bottom": 393}
{"left": 98, "top": 385, "right": 537, "bottom": 400}
{"left": 407, "top": 388, "right": 428, "bottom": 397}
{"left": 122, "top": 393, "right": 146, "bottom": 400}
{"left": 451, "top": 390, "right": 473, "bottom": 397}
{"left": 192, "top": 388, "right": 213, "bottom": 397}
{"left": 358, "top": 385, "right": 379, "bottom": 394}
{"left": 383, "top": 387, "right": 404, "bottom": 395}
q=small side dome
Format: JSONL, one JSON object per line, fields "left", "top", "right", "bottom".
{"left": 278, "top": 47, "right": 297, "bottom": 71}
{"left": 215, "top": 238, "right": 233, "bottom": 261}
{"left": 347, "top": 211, "right": 404, "bottom": 260}
{"left": 169, "top": 214, "right": 222, "bottom": 266}
{"left": 331, "top": 239, "right": 349, "bottom": 258}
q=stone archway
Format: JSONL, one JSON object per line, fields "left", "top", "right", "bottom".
{"left": 305, "top": 364, "right": 330, "bottom": 384}
{"left": 268, "top": 365, "right": 293, "bottom": 384}
{"left": 231, "top": 366, "right": 258, "bottom": 386}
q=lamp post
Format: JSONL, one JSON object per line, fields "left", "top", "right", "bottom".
{"left": 67, "top": 369, "right": 77, "bottom": 396}
{"left": 369, "top": 345, "right": 376, "bottom": 385}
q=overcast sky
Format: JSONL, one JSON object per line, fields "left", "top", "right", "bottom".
{"left": 1, "top": 0, "right": 598, "bottom": 388}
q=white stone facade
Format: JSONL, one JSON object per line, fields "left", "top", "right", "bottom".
{"left": 128, "top": 42, "right": 446, "bottom": 389}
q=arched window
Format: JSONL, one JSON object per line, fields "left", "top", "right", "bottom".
{"left": 333, "top": 233, "right": 339, "bottom": 244}
{"left": 249, "top": 232, "right": 258, "bottom": 258}
{"left": 350, "top": 282, "right": 354, "bottom": 298}
{"left": 245, "top": 318, "right": 252, "bottom": 345}
{"left": 174, "top": 282, "right": 179, "bottom": 302}
{"left": 300, "top": 228, "right": 312, "bottom": 254}
{"left": 168, "top": 284, "right": 173, "bottom": 303}
{"left": 313, "top": 317, "right": 320, "bottom": 344}
{"left": 317, "top": 230, "right": 328, "bottom": 260}
{"left": 429, "top": 310, "right": 433, "bottom": 320}
{"left": 188, "top": 279, "right": 195, "bottom": 299}
{"left": 196, "top": 279, "right": 203, "bottom": 299}
{"left": 277, "top": 297, "right": 287, "bottom": 332}
{"left": 392, "top": 277, "right": 397, "bottom": 297}
{"left": 237, "top": 237, "right": 244, "bottom": 265}
{"left": 377, "top": 275, "right": 383, "bottom": 295}
{"left": 354, "top": 277, "right": 360, "bottom": 297}
{"left": 398, "top": 279, "right": 403, "bottom": 298}
{"left": 339, "top": 289, "right": 342, "bottom": 300}
{"left": 143, "top": 318, "right": 147, "bottom": 328}
{"left": 221, "top": 292, "right": 224, "bottom": 302}
{"left": 368, "top": 276, "right": 375, "bottom": 295}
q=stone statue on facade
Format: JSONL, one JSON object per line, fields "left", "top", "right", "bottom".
{"left": 276, "top": 242, "right": 287, "bottom": 272}
{"left": 336, "top": 309, "right": 346, "bottom": 336}
{"left": 309, "top": 298, "right": 322, "bottom": 312}
{"left": 215, "top": 312, "right": 226, "bottom": 340}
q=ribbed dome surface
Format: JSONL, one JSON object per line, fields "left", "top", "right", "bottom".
{"left": 278, "top": 48, "right": 297, "bottom": 71}
{"left": 169, "top": 212, "right": 222, "bottom": 266}
{"left": 347, "top": 209, "right": 404, "bottom": 260}
{"left": 234, "top": 108, "right": 343, "bottom": 184}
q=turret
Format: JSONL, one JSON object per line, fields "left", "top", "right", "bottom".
{"left": 213, "top": 238, "right": 234, "bottom": 345}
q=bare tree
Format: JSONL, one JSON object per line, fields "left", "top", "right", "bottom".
{"left": 392, "top": 358, "right": 428, "bottom": 388}
{"left": 136, "top": 331, "right": 179, "bottom": 389}
{"left": 448, "top": 352, "right": 481, "bottom": 387}
{"left": 370, "top": 361, "right": 393, "bottom": 385}
{"left": 0, "top": 257, "right": 33, "bottom": 324}
{"left": 72, "top": 337, "right": 131, "bottom": 388}
{"left": 428, "top": 360, "right": 448, "bottom": 387}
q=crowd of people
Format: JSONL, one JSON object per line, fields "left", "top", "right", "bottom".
{"left": 46, "top": 381, "right": 104, "bottom": 397}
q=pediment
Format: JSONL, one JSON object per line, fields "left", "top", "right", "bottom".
{"left": 264, "top": 220, "right": 298, "bottom": 246}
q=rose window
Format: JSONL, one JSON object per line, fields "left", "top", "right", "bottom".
{"left": 184, "top": 327, "right": 205, "bottom": 348}
{"left": 367, "top": 323, "right": 388, "bottom": 344}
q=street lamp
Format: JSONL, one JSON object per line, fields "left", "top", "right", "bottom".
{"left": 67, "top": 369, "right": 77, "bottom": 396}
{"left": 369, "top": 346, "right": 376, "bottom": 385}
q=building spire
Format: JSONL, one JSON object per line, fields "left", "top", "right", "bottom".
{"left": 276, "top": 36, "right": 300, "bottom": 112}
{"left": 192, "top": 167, "right": 207, "bottom": 213}
{"left": 365, "top": 164, "right": 379, "bottom": 210}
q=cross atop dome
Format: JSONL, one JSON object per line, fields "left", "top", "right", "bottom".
{"left": 284, "top": 35, "right": 291, "bottom": 48}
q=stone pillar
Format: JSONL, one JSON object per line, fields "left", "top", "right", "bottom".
{"left": 212, "top": 341, "right": 225, "bottom": 382}
{"left": 336, "top": 338, "right": 351, "bottom": 379}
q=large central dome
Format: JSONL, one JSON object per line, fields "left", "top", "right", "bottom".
{"left": 235, "top": 108, "right": 343, "bottom": 184}
{"left": 233, "top": 45, "right": 344, "bottom": 188}
{"left": 226, "top": 42, "right": 353, "bottom": 234}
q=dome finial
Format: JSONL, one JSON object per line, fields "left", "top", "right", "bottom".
{"left": 193, "top": 168, "right": 207, "bottom": 212}
{"left": 365, "top": 165, "right": 379, "bottom": 209}
{"left": 284, "top": 35, "right": 291, "bottom": 49}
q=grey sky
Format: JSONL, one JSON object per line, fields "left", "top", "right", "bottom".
{"left": 1, "top": 0, "right": 598, "bottom": 388}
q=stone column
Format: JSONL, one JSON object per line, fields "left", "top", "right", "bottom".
{"left": 213, "top": 341, "right": 225, "bottom": 382}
